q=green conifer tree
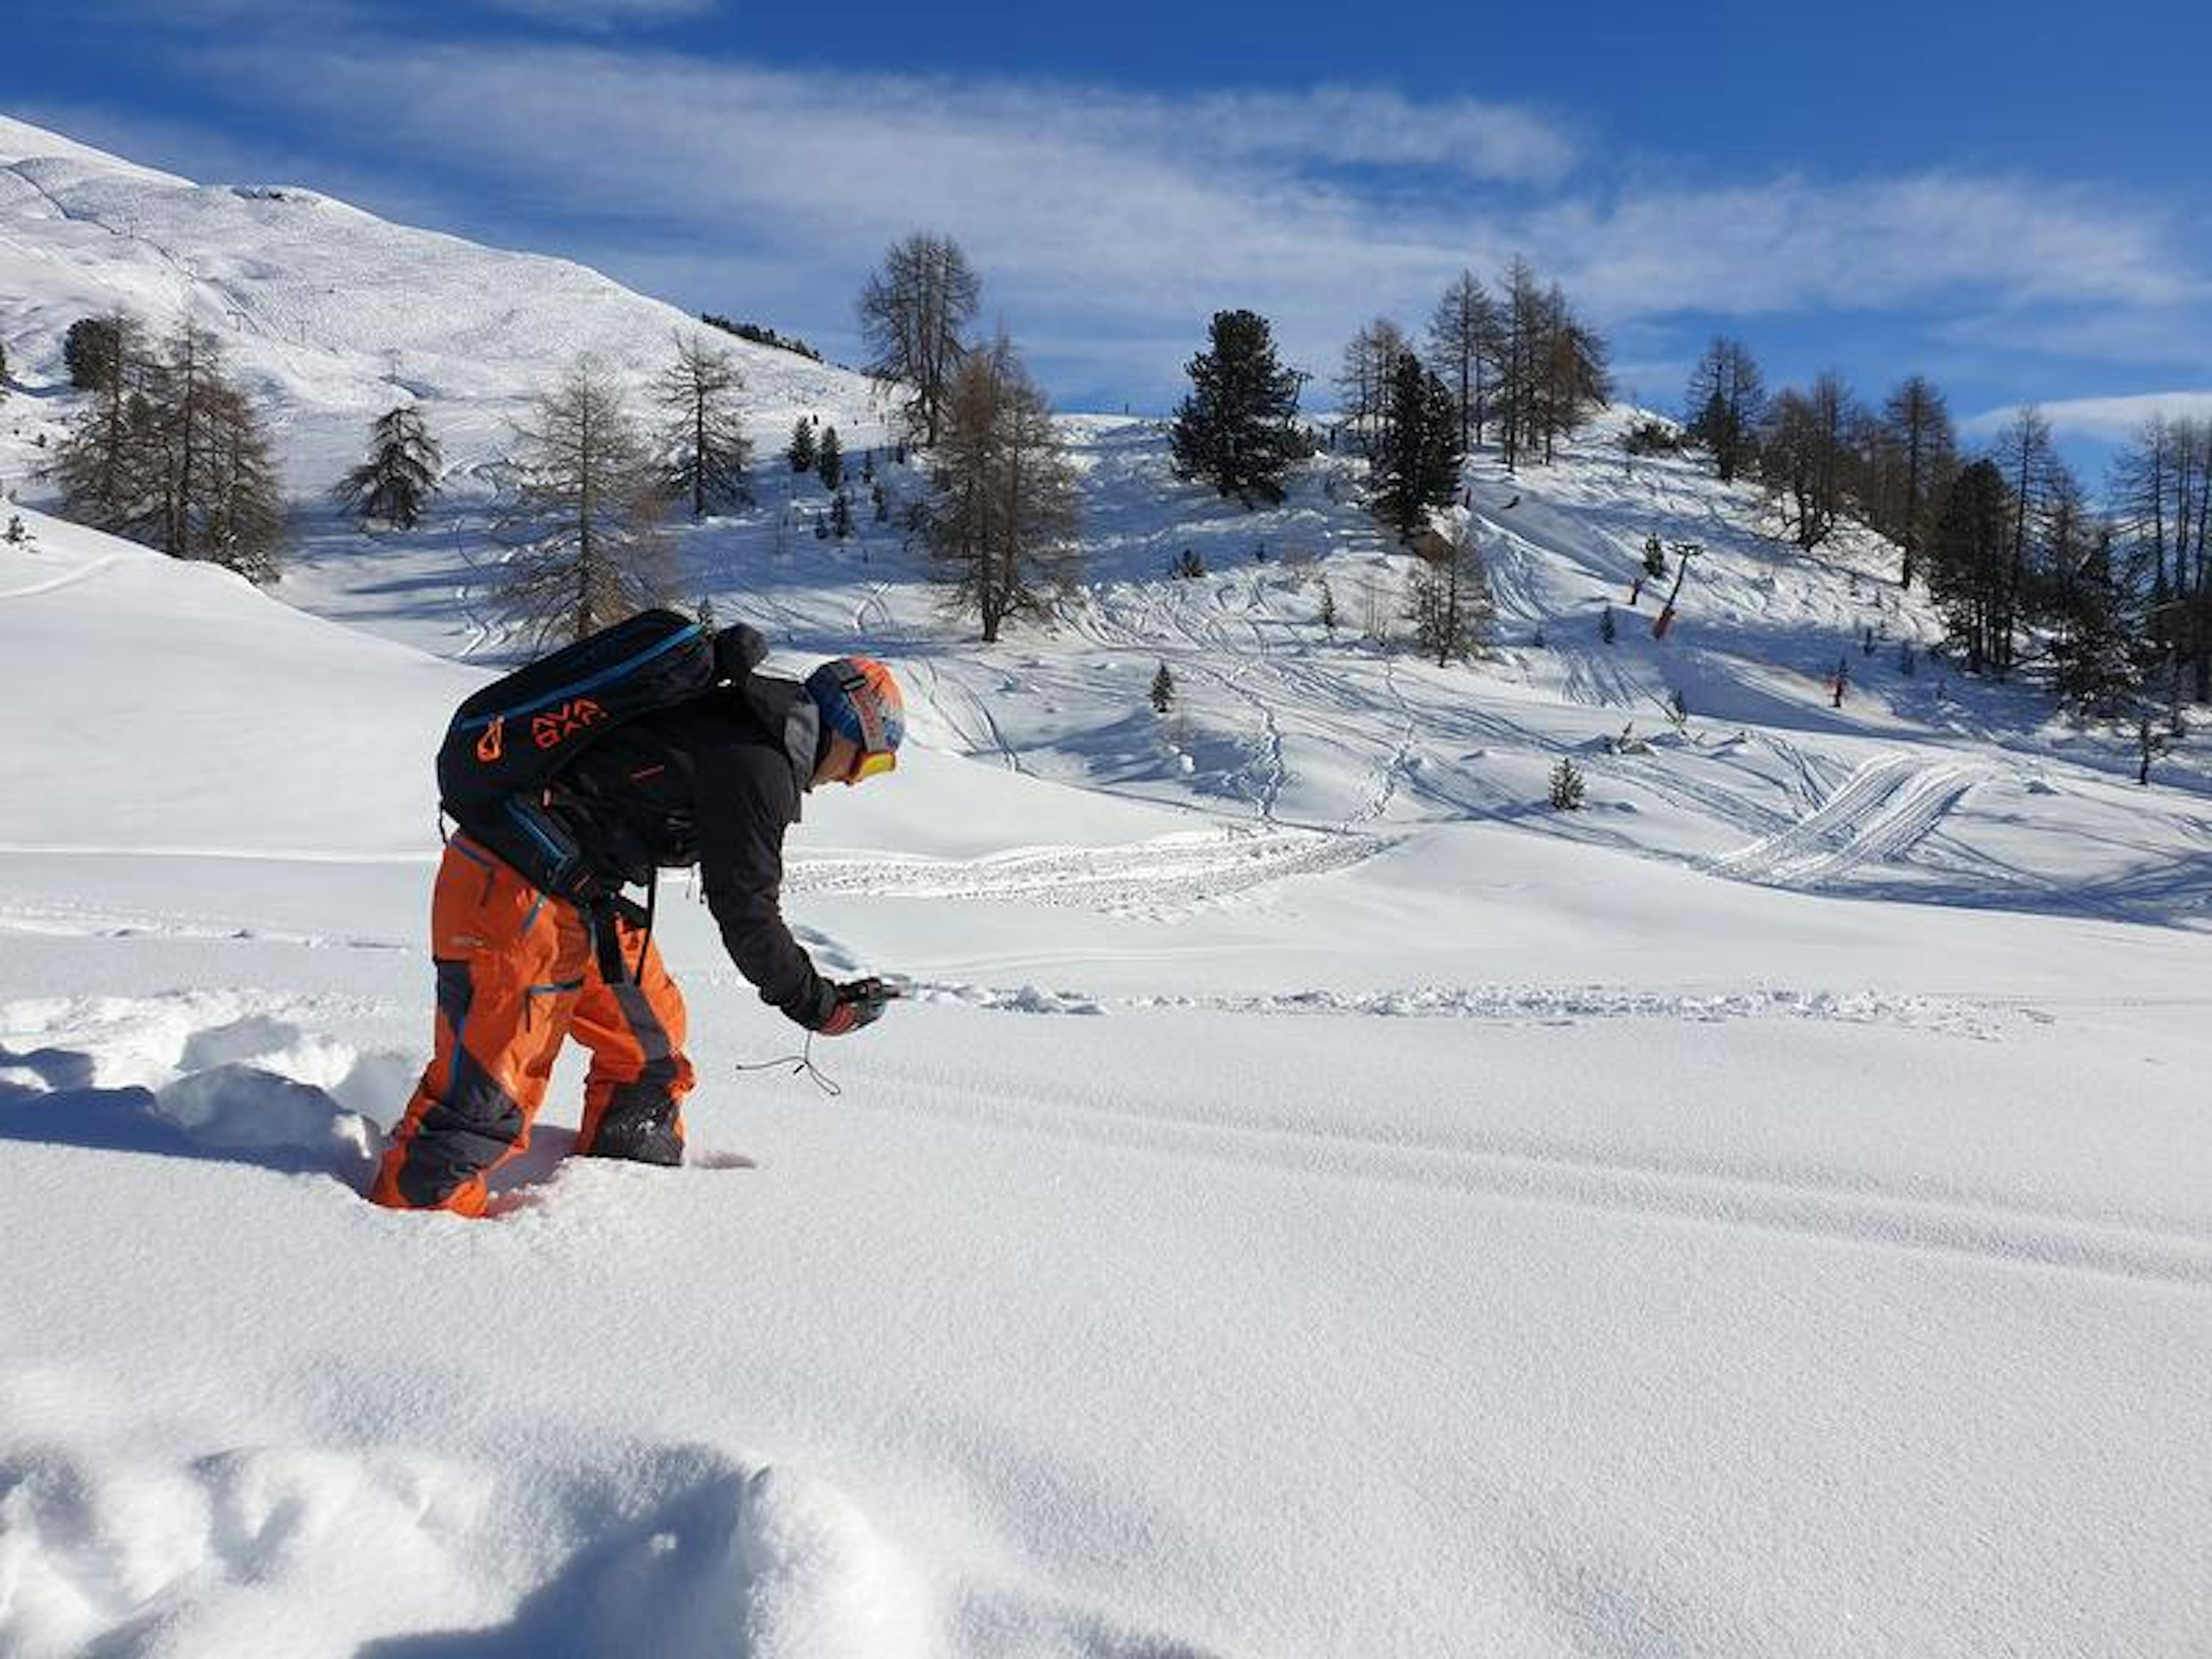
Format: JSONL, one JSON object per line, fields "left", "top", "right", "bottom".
{"left": 1150, "top": 662, "right": 1176, "bottom": 713}
{"left": 1169, "top": 309, "right": 1306, "bottom": 506}
{"left": 63, "top": 317, "right": 123, "bottom": 391}
{"left": 333, "top": 406, "right": 443, "bottom": 531}
{"left": 1373, "top": 353, "right": 1465, "bottom": 541}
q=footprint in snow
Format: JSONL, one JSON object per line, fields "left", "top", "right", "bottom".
{"left": 0, "top": 992, "right": 396, "bottom": 1185}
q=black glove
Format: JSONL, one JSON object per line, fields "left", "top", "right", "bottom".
{"left": 816, "top": 976, "right": 892, "bottom": 1037}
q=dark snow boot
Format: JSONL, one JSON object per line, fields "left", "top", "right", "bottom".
{"left": 583, "top": 1100, "right": 684, "bottom": 1167}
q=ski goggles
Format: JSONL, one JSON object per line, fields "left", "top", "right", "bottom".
{"left": 847, "top": 746, "right": 899, "bottom": 783}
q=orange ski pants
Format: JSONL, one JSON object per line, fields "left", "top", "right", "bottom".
{"left": 370, "top": 836, "right": 694, "bottom": 1216}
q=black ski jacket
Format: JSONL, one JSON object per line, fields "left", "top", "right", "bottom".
{"left": 547, "top": 672, "right": 837, "bottom": 1030}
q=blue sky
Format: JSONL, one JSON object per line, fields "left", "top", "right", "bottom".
{"left": 7, "top": 0, "right": 2210, "bottom": 469}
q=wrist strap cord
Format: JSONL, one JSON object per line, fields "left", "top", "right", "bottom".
{"left": 734, "top": 1032, "right": 843, "bottom": 1097}
{"left": 733, "top": 981, "right": 906, "bottom": 1099}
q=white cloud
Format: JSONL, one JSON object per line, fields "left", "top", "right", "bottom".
{"left": 69, "top": 0, "right": 379, "bottom": 25}
{"left": 1938, "top": 308, "right": 2212, "bottom": 371}
{"left": 1535, "top": 175, "right": 2200, "bottom": 316}
{"left": 180, "top": 45, "right": 1550, "bottom": 387}
{"left": 112, "top": 35, "right": 2212, "bottom": 407}
{"left": 1963, "top": 391, "right": 2212, "bottom": 442}
{"left": 75, "top": 0, "right": 709, "bottom": 24}
{"left": 1171, "top": 85, "right": 1578, "bottom": 186}
{"left": 479, "top": 0, "right": 716, "bottom": 25}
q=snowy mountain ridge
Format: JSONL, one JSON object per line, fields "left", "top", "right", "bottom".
{"left": 0, "top": 114, "right": 880, "bottom": 499}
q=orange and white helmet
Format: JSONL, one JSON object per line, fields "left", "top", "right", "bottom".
{"left": 805, "top": 657, "right": 904, "bottom": 781}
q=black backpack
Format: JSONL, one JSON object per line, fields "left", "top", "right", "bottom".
{"left": 435, "top": 609, "right": 764, "bottom": 896}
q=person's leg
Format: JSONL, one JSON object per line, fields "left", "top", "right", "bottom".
{"left": 370, "top": 842, "right": 589, "bottom": 1215}
{"left": 570, "top": 917, "right": 695, "bottom": 1166}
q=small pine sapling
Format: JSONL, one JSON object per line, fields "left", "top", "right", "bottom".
{"left": 818, "top": 426, "right": 844, "bottom": 491}
{"left": 788, "top": 418, "right": 816, "bottom": 474}
{"left": 1642, "top": 534, "right": 1666, "bottom": 580}
{"left": 1150, "top": 662, "right": 1176, "bottom": 714}
{"left": 831, "top": 490, "right": 854, "bottom": 540}
{"left": 1548, "top": 756, "right": 1586, "bottom": 811}
{"left": 334, "top": 405, "right": 444, "bottom": 531}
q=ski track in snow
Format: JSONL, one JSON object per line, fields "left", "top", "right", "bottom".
{"left": 1707, "top": 754, "right": 1984, "bottom": 888}
{"left": 872, "top": 1071, "right": 2212, "bottom": 1293}
{"left": 893, "top": 978, "right": 2020, "bottom": 1038}
{"left": 0, "top": 987, "right": 2176, "bottom": 1306}
{"left": 786, "top": 824, "right": 1380, "bottom": 916}
{"left": 0, "top": 552, "right": 124, "bottom": 601}
{"left": 0, "top": 898, "right": 411, "bottom": 951}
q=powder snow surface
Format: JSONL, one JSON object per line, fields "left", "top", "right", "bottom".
{"left": 4, "top": 119, "right": 2212, "bottom": 1659}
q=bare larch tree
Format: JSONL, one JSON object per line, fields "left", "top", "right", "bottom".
{"left": 925, "top": 334, "right": 1082, "bottom": 642}
{"left": 1875, "top": 376, "right": 1955, "bottom": 588}
{"left": 1683, "top": 336, "right": 1766, "bottom": 483}
{"left": 1335, "top": 317, "right": 1411, "bottom": 463}
{"left": 496, "top": 357, "right": 671, "bottom": 646}
{"left": 657, "top": 331, "right": 752, "bottom": 518}
{"left": 857, "top": 232, "right": 981, "bottom": 448}
{"left": 1427, "top": 271, "right": 1501, "bottom": 452}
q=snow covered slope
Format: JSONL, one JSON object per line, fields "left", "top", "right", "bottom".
{"left": 8, "top": 467, "right": 2212, "bottom": 1659}
{"left": 279, "top": 401, "right": 2210, "bottom": 927}
{"left": 0, "top": 506, "right": 476, "bottom": 855}
{"left": 6, "top": 115, "right": 2212, "bottom": 1659}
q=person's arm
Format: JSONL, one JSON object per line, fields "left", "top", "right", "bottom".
{"left": 695, "top": 742, "right": 838, "bottom": 1029}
